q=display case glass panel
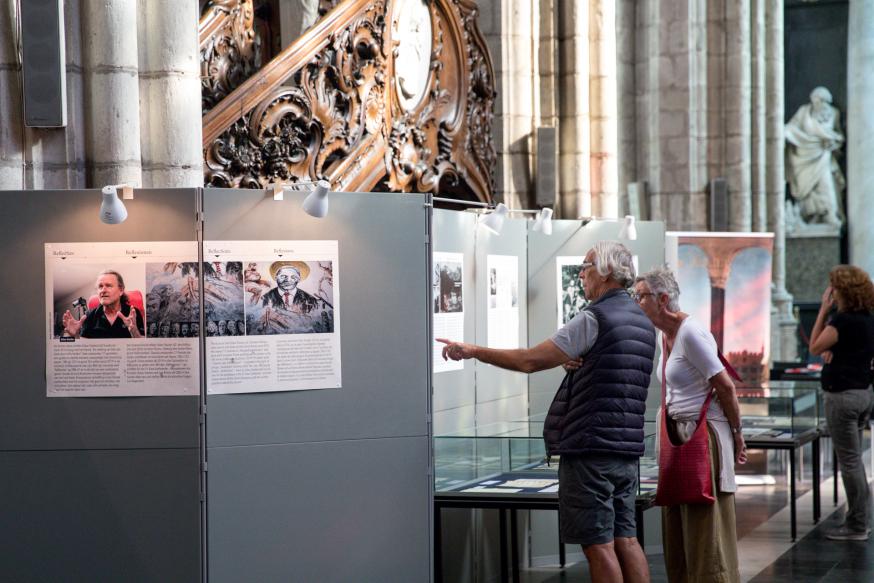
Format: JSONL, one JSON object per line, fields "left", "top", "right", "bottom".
{"left": 737, "top": 380, "right": 821, "bottom": 439}
{"left": 435, "top": 420, "right": 657, "bottom": 495}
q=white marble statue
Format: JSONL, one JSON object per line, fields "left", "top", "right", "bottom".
{"left": 784, "top": 86, "right": 846, "bottom": 229}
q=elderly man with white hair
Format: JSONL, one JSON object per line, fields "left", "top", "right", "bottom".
{"left": 439, "top": 240, "right": 656, "bottom": 583}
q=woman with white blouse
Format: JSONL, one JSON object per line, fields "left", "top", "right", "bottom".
{"left": 634, "top": 268, "right": 747, "bottom": 583}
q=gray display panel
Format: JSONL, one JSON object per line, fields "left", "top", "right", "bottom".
{"left": 0, "top": 188, "right": 199, "bottom": 449}
{"left": 202, "top": 189, "right": 432, "bottom": 582}
{"left": 0, "top": 449, "right": 200, "bottom": 583}
{"left": 207, "top": 437, "right": 430, "bottom": 583}
{"left": 0, "top": 189, "right": 200, "bottom": 581}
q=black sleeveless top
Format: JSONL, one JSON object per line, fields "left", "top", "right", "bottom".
{"left": 820, "top": 310, "right": 874, "bottom": 392}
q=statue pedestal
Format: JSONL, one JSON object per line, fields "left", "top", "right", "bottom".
{"left": 785, "top": 231, "right": 841, "bottom": 302}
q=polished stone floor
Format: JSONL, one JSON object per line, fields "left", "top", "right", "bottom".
{"left": 520, "top": 446, "right": 874, "bottom": 582}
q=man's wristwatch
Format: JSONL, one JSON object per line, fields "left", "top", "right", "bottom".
{"left": 730, "top": 425, "right": 743, "bottom": 435}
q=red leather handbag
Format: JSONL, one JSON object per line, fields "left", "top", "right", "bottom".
{"left": 653, "top": 337, "right": 716, "bottom": 507}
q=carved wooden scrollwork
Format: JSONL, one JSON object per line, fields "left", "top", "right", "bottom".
{"left": 200, "top": 0, "right": 263, "bottom": 114}
{"left": 201, "top": 0, "right": 496, "bottom": 202}
{"left": 380, "top": 0, "right": 497, "bottom": 202}
{"left": 204, "top": 2, "right": 387, "bottom": 188}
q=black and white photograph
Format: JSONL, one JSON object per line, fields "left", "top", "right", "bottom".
{"left": 435, "top": 260, "right": 463, "bottom": 313}
{"left": 557, "top": 258, "right": 588, "bottom": 327}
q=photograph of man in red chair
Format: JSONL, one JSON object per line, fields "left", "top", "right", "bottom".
{"left": 61, "top": 269, "right": 145, "bottom": 339}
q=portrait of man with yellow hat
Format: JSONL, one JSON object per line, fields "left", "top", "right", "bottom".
{"left": 261, "top": 260, "right": 329, "bottom": 321}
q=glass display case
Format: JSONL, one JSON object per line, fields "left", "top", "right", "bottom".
{"left": 434, "top": 420, "right": 657, "bottom": 496}
{"left": 736, "top": 380, "right": 821, "bottom": 440}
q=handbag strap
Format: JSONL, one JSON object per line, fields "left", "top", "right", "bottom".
{"left": 718, "top": 350, "right": 742, "bottom": 382}
{"left": 662, "top": 335, "right": 715, "bottom": 426}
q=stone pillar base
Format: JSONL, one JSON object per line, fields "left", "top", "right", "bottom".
{"left": 771, "top": 289, "right": 798, "bottom": 363}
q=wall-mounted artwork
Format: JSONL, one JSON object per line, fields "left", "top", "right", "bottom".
{"left": 671, "top": 233, "right": 774, "bottom": 387}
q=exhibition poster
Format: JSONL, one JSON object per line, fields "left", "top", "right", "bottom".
{"left": 556, "top": 256, "right": 587, "bottom": 329}
{"left": 433, "top": 251, "right": 464, "bottom": 373}
{"left": 45, "top": 241, "right": 200, "bottom": 397}
{"left": 487, "top": 255, "right": 519, "bottom": 349}
{"left": 204, "top": 239, "right": 340, "bottom": 394}
{"left": 673, "top": 232, "right": 774, "bottom": 386}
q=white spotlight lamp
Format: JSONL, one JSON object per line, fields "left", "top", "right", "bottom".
{"left": 618, "top": 215, "right": 637, "bottom": 241}
{"left": 302, "top": 180, "right": 330, "bottom": 218}
{"left": 99, "top": 184, "right": 129, "bottom": 225}
{"left": 281, "top": 180, "right": 331, "bottom": 218}
{"left": 532, "top": 207, "right": 554, "bottom": 235}
{"left": 480, "top": 202, "right": 508, "bottom": 235}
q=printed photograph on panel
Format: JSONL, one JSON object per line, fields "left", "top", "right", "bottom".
{"left": 202, "top": 261, "right": 245, "bottom": 336}
{"left": 51, "top": 263, "right": 145, "bottom": 340}
{"left": 145, "top": 262, "right": 201, "bottom": 337}
{"left": 677, "top": 235, "right": 774, "bottom": 386}
{"left": 435, "top": 260, "right": 463, "bottom": 313}
{"left": 559, "top": 262, "right": 588, "bottom": 325}
{"left": 244, "top": 260, "right": 334, "bottom": 335}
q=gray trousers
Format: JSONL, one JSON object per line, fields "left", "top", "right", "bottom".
{"left": 825, "top": 388, "right": 874, "bottom": 532}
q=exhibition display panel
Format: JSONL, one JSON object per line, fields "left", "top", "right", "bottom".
{"left": 201, "top": 188, "right": 433, "bottom": 583}
{"left": 1, "top": 187, "right": 434, "bottom": 583}
{"left": 0, "top": 189, "right": 202, "bottom": 582}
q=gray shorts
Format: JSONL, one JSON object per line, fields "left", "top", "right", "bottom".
{"left": 558, "top": 454, "right": 639, "bottom": 546}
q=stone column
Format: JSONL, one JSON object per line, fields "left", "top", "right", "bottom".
{"left": 82, "top": 0, "right": 142, "bottom": 187}
{"left": 636, "top": 0, "right": 708, "bottom": 230}
{"left": 848, "top": 0, "right": 874, "bottom": 278}
{"left": 750, "top": 0, "right": 767, "bottom": 232}
{"left": 0, "top": 0, "right": 23, "bottom": 189}
{"left": 588, "top": 0, "right": 618, "bottom": 218}
{"left": 616, "top": 0, "right": 636, "bottom": 213}
{"left": 483, "top": 0, "right": 536, "bottom": 209}
{"left": 558, "top": 0, "right": 590, "bottom": 218}
{"left": 724, "top": 0, "right": 752, "bottom": 231}
{"left": 538, "top": 0, "right": 557, "bottom": 128}
{"left": 138, "top": 0, "right": 202, "bottom": 187}
{"left": 765, "top": 0, "right": 796, "bottom": 361}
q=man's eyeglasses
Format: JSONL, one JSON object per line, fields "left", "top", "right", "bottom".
{"left": 631, "top": 291, "right": 654, "bottom": 304}
{"left": 579, "top": 261, "right": 594, "bottom": 272}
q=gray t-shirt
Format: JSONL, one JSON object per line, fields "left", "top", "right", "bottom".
{"left": 550, "top": 309, "right": 599, "bottom": 359}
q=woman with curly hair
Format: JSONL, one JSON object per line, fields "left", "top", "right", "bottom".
{"left": 810, "top": 264, "right": 874, "bottom": 541}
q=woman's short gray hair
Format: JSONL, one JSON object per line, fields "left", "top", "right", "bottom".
{"left": 636, "top": 267, "right": 681, "bottom": 311}
{"left": 591, "top": 241, "right": 636, "bottom": 288}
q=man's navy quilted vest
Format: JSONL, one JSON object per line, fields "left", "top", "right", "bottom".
{"left": 543, "top": 288, "right": 656, "bottom": 457}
